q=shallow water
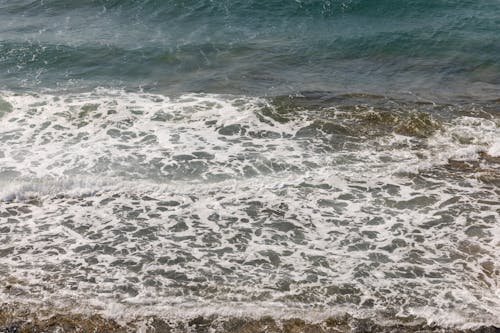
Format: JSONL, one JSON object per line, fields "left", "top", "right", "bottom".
{"left": 0, "top": 90, "right": 499, "bottom": 329}
{"left": 0, "top": 1, "right": 499, "bottom": 331}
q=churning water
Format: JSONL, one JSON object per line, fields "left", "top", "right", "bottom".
{"left": 0, "top": 1, "right": 499, "bottom": 332}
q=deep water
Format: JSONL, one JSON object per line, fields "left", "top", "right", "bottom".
{"left": 0, "top": 0, "right": 499, "bottom": 98}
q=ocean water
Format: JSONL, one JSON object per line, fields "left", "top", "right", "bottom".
{"left": 0, "top": 1, "right": 499, "bottom": 332}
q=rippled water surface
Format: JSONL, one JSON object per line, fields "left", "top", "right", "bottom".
{"left": 1, "top": 0, "right": 499, "bottom": 97}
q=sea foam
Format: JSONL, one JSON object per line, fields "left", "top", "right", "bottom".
{"left": 0, "top": 89, "right": 499, "bottom": 329}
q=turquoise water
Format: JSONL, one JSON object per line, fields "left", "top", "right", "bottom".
{"left": 1, "top": 0, "right": 499, "bottom": 97}
{"left": 0, "top": 1, "right": 499, "bottom": 331}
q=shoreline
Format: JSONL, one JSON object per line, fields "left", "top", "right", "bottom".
{"left": 1, "top": 309, "right": 499, "bottom": 333}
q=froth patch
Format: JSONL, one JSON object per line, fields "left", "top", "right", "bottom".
{"left": 488, "top": 139, "right": 500, "bottom": 157}
{"left": 0, "top": 90, "right": 314, "bottom": 183}
{"left": 0, "top": 177, "right": 113, "bottom": 202}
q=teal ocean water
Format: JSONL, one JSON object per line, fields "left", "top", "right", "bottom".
{"left": 0, "top": 1, "right": 499, "bottom": 332}
{"left": 1, "top": 0, "right": 500, "bottom": 98}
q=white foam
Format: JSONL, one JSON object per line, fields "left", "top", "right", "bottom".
{"left": 488, "top": 138, "right": 500, "bottom": 157}
{"left": 0, "top": 89, "right": 499, "bottom": 328}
